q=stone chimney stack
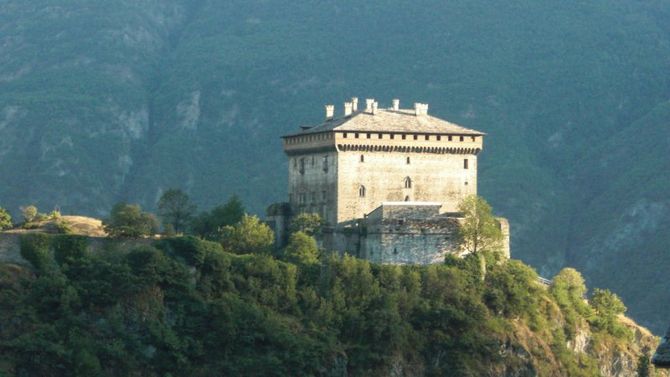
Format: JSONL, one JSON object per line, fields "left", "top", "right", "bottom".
{"left": 351, "top": 97, "right": 359, "bottom": 112}
{"left": 414, "top": 103, "right": 429, "bottom": 116}
{"left": 325, "top": 104, "right": 334, "bottom": 120}
{"left": 344, "top": 102, "right": 353, "bottom": 116}
{"left": 392, "top": 99, "right": 400, "bottom": 111}
{"left": 371, "top": 101, "right": 378, "bottom": 115}
{"left": 365, "top": 98, "right": 374, "bottom": 113}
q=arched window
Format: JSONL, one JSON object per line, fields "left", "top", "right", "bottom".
{"left": 406, "top": 156, "right": 410, "bottom": 164}
{"left": 405, "top": 195, "right": 410, "bottom": 202}
{"left": 360, "top": 154, "right": 365, "bottom": 162}
{"left": 359, "top": 185, "right": 366, "bottom": 197}
{"left": 404, "top": 177, "right": 412, "bottom": 189}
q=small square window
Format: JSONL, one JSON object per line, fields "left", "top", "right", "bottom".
{"left": 459, "top": 136, "right": 464, "bottom": 142}
{"left": 366, "top": 133, "right": 371, "bottom": 139}
{"left": 425, "top": 135, "right": 430, "bottom": 141}
{"left": 437, "top": 135, "right": 441, "bottom": 141}
{"left": 413, "top": 135, "right": 418, "bottom": 140}
{"left": 343, "top": 133, "right": 348, "bottom": 138}
{"left": 378, "top": 133, "right": 383, "bottom": 139}
{"left": 448, "top": 136, "right": 453, "bottom": 141}
{"left": 402, "top": 134, "right": 406, "bottom": 140}
{"left": 355, "top": 133, "right": 360, "bottom": 139}
{"left": 390, "top": 134, "right": 395, "bottom": 139}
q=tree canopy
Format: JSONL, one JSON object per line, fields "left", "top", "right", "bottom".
{"left": 219, "top": 215, "right": 274, "bottom": 255}
{"left": 191, "top": 196, "right": 245, "bottom": 240}
{"left": 157, "top": 189, "right": 196, "bottom": 234}
{"left": 458, "top": 195, "right": 503, "bottom": 254}
{"left": 104, "top": 203, "right": 159, "bottom": 238}
{"left": 284, "top": 231, "right": 319, "bottom": 265}
{"left": 0, "top": 207, "right": 11, "bottom": 230}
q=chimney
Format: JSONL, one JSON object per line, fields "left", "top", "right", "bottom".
{"left": 365, "top": 98, "right": 374, "bottom": 113}
{"left": 344, "top": 102, "right": 353, "bottom": 116}
{"left": 392, "top": 99, "right": 400, "bottom": 111}
{"left": 371, "top": 101, "right": 378, "bottom": 115}
{"left": 325, "top": 104, "right": 334, "bottom": 120}
{"left": 414, "top": 103, "right": 429, "bottom": 116}
{"left": 351, "top": 97, "right": 359, "bottom": 112}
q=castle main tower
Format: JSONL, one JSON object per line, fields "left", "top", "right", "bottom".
{"left": 282, "top": 98, "right": 484, "bottom": 226}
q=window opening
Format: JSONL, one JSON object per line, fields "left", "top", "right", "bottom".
{"left": 359, "top": 185, "right": 366, "bottom": 197}
{"left": 406, "top": 156, "right": 410, "bottom": 164}
{"left": 360, "top": 155, "right": 365, "bottom": 162}
{"left": 464, "top": 159, "right": 469, "bottom": 169}
{"left": 404, "top": 177, "right": 412, "bottom": 189}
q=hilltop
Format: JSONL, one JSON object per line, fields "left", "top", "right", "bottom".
{"left": 0, "top": 232, "right": 665, "bottom": 377}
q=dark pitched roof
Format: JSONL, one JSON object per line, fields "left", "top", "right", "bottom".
{"left": 284, "top": 108, "right": 484, "bottom": 137}
{"left": 653, "top": 327, "right": 670, "bottom": 368}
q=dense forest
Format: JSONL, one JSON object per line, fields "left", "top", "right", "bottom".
{"left": 0, "top": 217, "right": 663, "bottom": 376}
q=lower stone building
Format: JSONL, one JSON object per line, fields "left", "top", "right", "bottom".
{"left": 268, "top": 201, "right": 510, "bottom": 265}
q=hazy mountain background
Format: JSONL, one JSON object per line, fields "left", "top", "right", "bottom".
{"left": 1, "top": 0, "right": 669, "bottom": 332}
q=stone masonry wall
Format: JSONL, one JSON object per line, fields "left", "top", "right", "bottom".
{"left": 287, "top": 151, "right": 339, "bottom": 225}
{"left": 337, "top": 150, "right": 477, "bottom": 223}
{"left": 363, "top": 217, "right": 462, "bottom": 264}
{"left": 0, "top": 233, "right": 154, "bottom": 266}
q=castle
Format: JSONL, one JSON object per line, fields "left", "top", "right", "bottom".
{"left": 268, "top": 98, "right": 509, "bottom": 264}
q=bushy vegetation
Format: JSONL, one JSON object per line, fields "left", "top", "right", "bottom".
{"left": 1, "top": 231, "right": 652, "bottom": 376}
{"left": 0, "top": 207, "right": 11, "bottom": 230}
{"left": 104, "top": 203, "right": 159, "bottom": 238}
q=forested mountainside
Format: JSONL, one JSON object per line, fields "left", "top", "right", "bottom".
{"left": 0, "top": 233, "right": 664, "bottom": 377}
{"left": 1, "top": 1, "right": 670, "bottom": 332}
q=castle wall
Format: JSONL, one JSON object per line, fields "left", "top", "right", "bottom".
{"left": 0, "top": 233, "right": 25, "bottom": 265}
{"left": 0, "top": 233, "right": 153, "bottom": 266}
{"left": 287, "top": 151, "right": 339, "bottom": 225}
{"left": 336, "top": 150, "right": 477, "bottom": 223}
{"left": 362, "top": 215, "right": 462, "bottom": 265}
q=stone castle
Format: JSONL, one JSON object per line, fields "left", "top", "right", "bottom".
{"left": 268, "top": 98, "right": 509, "bottom": 264}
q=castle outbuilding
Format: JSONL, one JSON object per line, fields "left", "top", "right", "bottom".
{"left": 269, "top": 98, "right": 509, "bottom": 264}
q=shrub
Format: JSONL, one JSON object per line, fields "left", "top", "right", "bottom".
{"left": 104, "top": 203, "right": 159, "bottom": 238}
{"left": 220, "top": 215, "right": 274, "bottom": 255}
{"left": 156, "top": 236, "right": 222, "bottom": 266}
{"left": 52, "top": 235, "right": 89, "bottom": 266}
{"left": 0, "top": 207, "right": 12, "bottom": 230}
{"left": 20, "top": 233, "right": 53, "bottom": 272}
{"left": 284, "top": 231, "right": 319, "bottom": 265}
{"left": 20, "top": 205, "right": 38, "bottom": 223}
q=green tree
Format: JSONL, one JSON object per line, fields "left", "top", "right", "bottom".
{"left": 590, "top": 288, "right": 628, "bottom": 337}
{"left": 104, "top": 203, "right": 159, "bottom": 238}
{"left": 457, "top": 195, "right": 503, "bottom": 279}
{"left": 0, "top": 207, "right": 12, "bottom": 230}
{"left": 284, "top": 231, "right": 319, "bottom": 265}
{"left": 191, "top": 195, "right": 245, "bottom": 239}
{"left": 220, "top": 215, "right": 274, "bottom": 254}
{"left": 289, "top": 213, "right": 323, "bottom": 236}
{"left": 458, "top": 195, "right": 503, "bottom": 254}
{"left": 157, "top": 189, "right": 196, "bottom": 234}
{"left": 20, "top": 205, "right": 38, "bottom": 223}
